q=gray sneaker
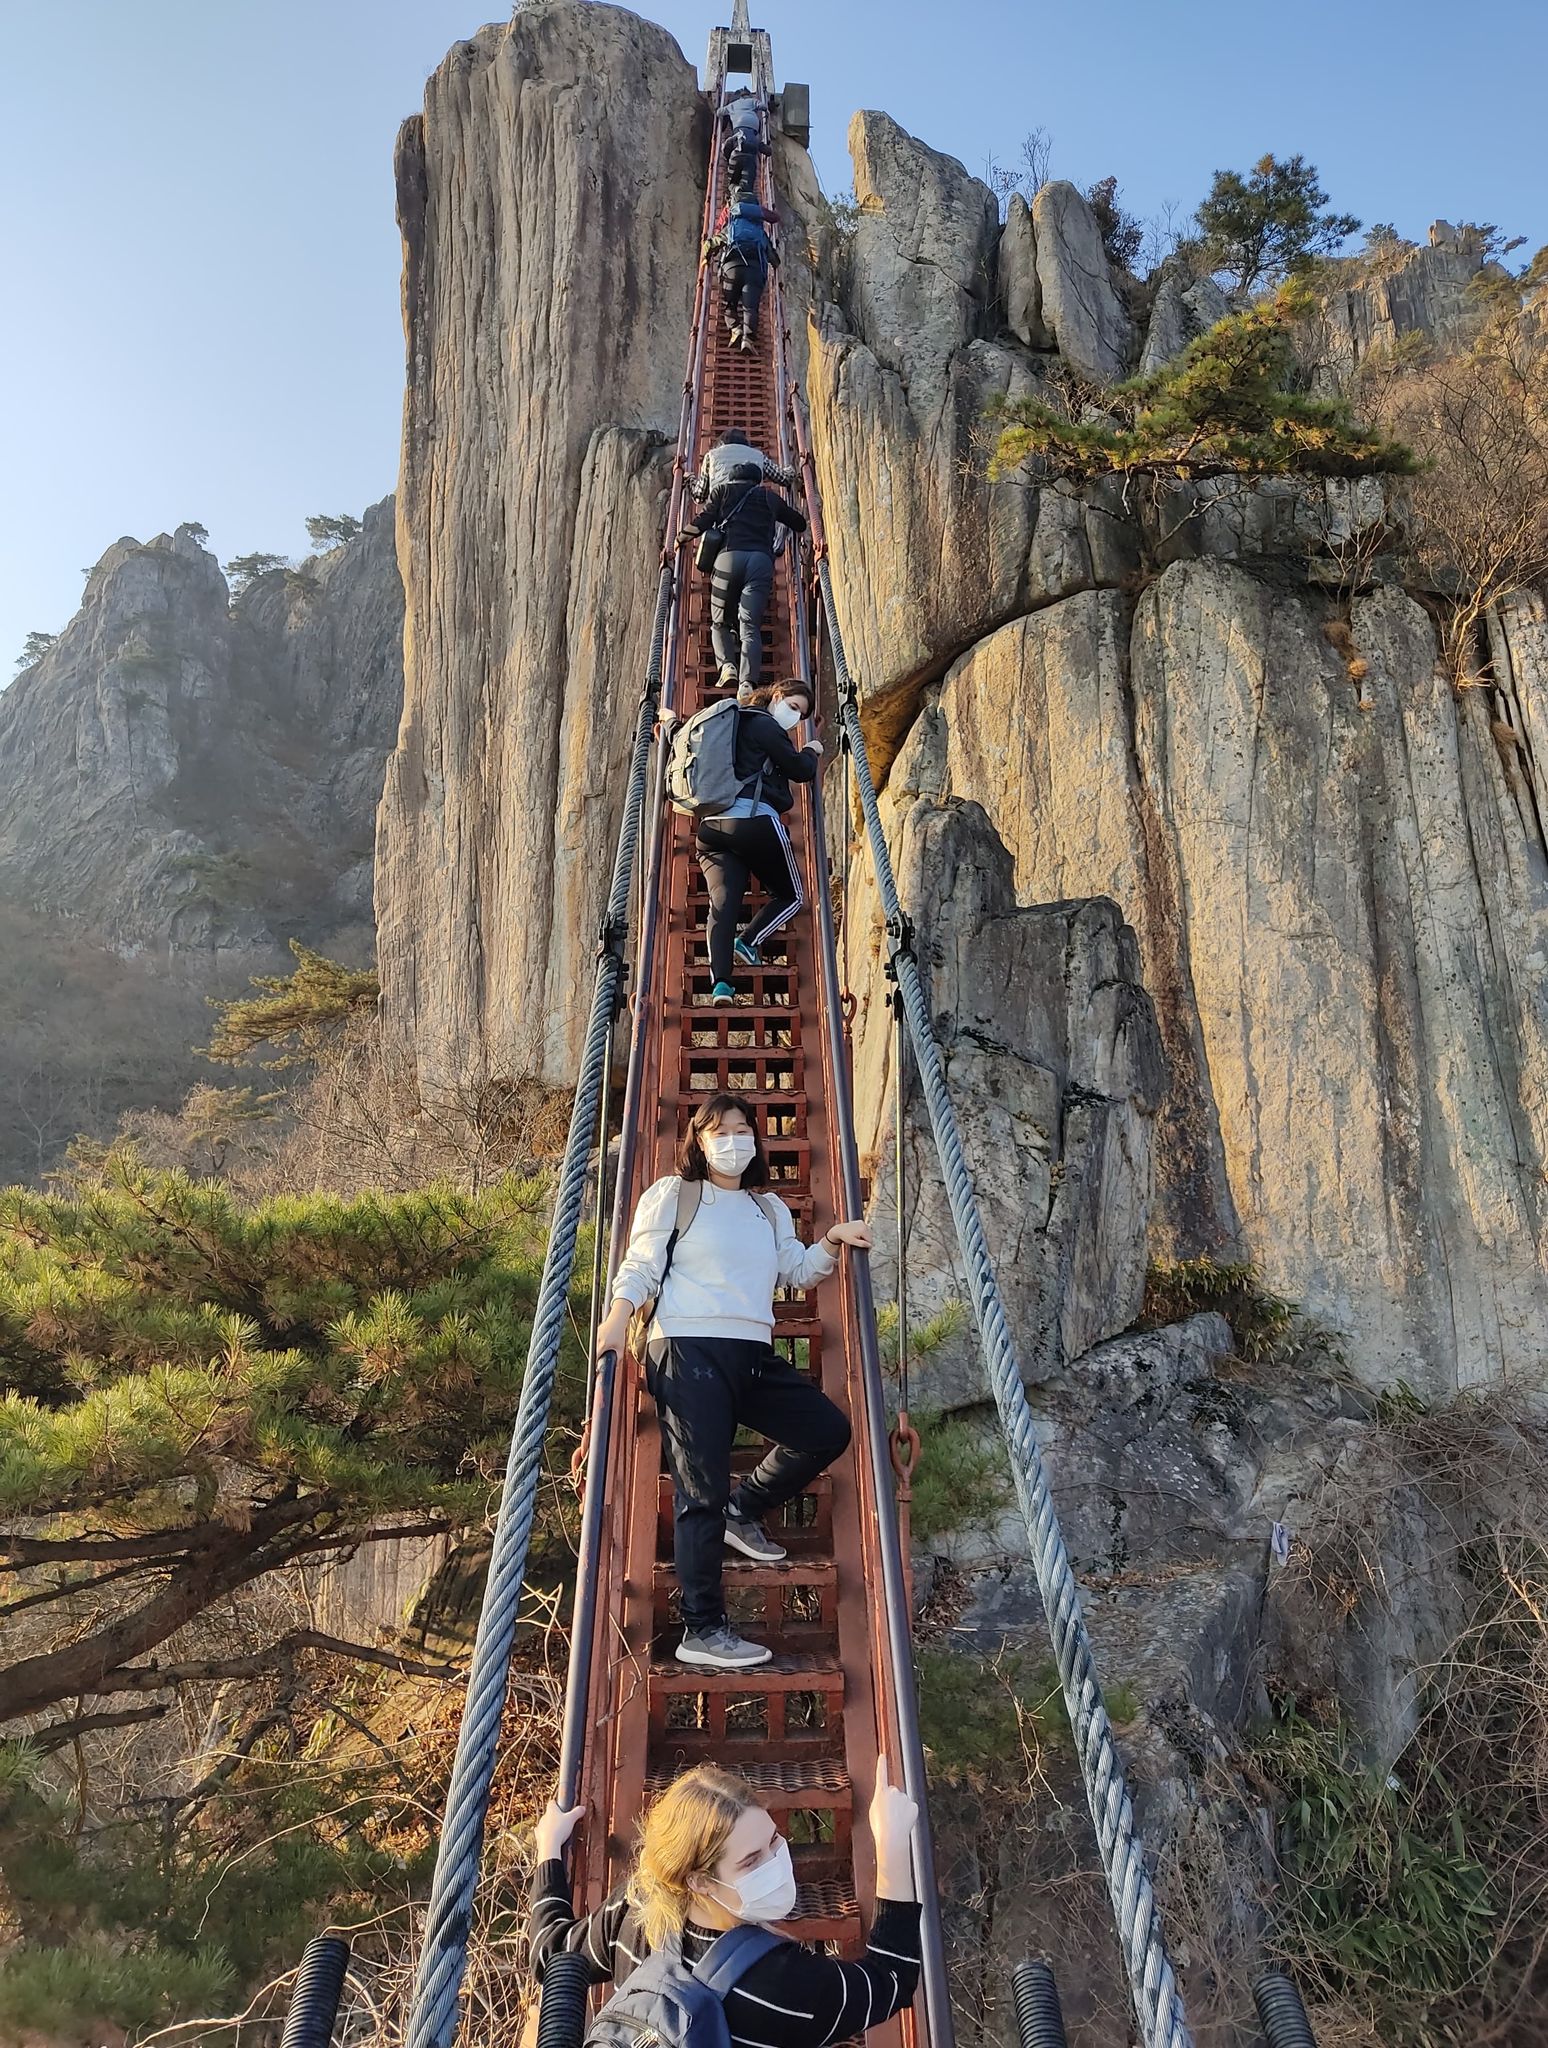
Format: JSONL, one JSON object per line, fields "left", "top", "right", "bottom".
{"left": 676, "top": 1625, "right": 774, "bottom": 1671}
{"left": 723, "top": 1505, "right": 787, "bottom": 1563}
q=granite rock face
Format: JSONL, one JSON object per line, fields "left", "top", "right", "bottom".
{"left": 1030, "top": 178, "right": 1135, "bottom": 381}
{"left": 1138, "top": 265, "right": 1230, "bottom": 373}
{"left": 1323, "top": 218, "right": 1511, "bottom": 371}
{"left": 910, "top": 561, "right": 1548, "bottom": 1396}
{"left": 845, "top": 758, "right": 1166, "bottom": 1406}
{"left": 374, "top": 1, "right": 703, "bottom": 1097}
{"left": 806, "top": 120, "right": 1118, "bottom": 770}
{"left": 0, "top": 501, "right": 401, "bottom": 960}
{"left": 0, "top": 503, "right": 403, "bottom": 1181}
{"left": 996, "top": 193, "right": 1049, "bottom": 349}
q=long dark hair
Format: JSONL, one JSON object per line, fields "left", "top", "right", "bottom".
{"left": 747, "top": 677, "right": 813, "bottom": 717}
{"left": 675, "top": 1092, "right": 769, "bottom": 1186}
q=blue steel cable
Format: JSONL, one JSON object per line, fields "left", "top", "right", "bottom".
{"left": 810, "top": 553, "right": 1195, "bottom": 2048}
{"left": 402, "top": 570, "right": 673, "bottom": 2048}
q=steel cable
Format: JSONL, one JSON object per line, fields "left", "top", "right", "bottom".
{"left": 403, "top": 571, "right": 673, "bottom": 2048}
{"left": 811, "top": 554, "right": 1194, "bottom": 2048}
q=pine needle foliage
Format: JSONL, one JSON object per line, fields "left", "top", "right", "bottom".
{"left": 1193, "top": 152, "right": 1361, "bottom": 298}
{"left": 207, "top": 938, "right": 380, "bottom": 1067}
{"left": 988, "top": 285, "right": 1417, "bottom": 489}
{"left": 0, "top": 1163, "right": 560, "bottom": 1718}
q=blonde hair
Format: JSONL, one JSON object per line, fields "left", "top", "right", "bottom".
{"left": 627, "top": 1765, "right": 761, "bottom": 1947}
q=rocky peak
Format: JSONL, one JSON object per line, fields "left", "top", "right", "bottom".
{"left": 843, "top": 110, "right": 998, "bottom": 406}
{"left": 0, "top": 497, "right": 402, "bottom": 959}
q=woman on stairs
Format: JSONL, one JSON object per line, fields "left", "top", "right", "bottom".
{"left": 594, "top": 1092, "right": 871, "bottom": 1673}
{"left": 529, "top": 1760, "right": 923, "bottom": 2044}
{"left": 693, "top": 676, "right": 819, "bottom": 1006}
{"left": 681, "top": 462, "right": 807, "bottom": 697}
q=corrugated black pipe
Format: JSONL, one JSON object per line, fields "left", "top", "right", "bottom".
{"left": 1012, "top": 1959, "right": 1070, "bottom": 2048}
{"left": 535, "top": 1951, "right": 594, "bottom": 2048}
{"left": 1253, "top": 1970, "right": 1319, "bottom": 2047}
{"left": 279, "top": 1936, "right": 350, "bottom": 2048}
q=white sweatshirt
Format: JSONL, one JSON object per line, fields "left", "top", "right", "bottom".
{"left": 611, "top": 1175, "right": 837, "bottom": 1343}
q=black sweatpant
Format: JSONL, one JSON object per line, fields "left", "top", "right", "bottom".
{"left": 696, "top": 810, "right": 804, "bottom": 982}
{"left": 709, "top": 547, "right": 773, "bottom": 688}
{"left": 648, "top": 1336, "right": 850, "bottom": 1633}
{"left": 720, "top": 253, "right": 767, "bottom": 337}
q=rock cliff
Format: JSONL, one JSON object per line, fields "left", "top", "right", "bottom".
{"left": 373, "top": 2, "right": 705, "bottom": 1098}
{"left": 0, "top": 501, "right": 404, "bottom": 1181}
{"left": 0, "top": 500, "right": 401, "bottom": 959}
{"left": 368, "top": 16, "right": 1547, "bottom": 1405}
{"left": 811, "top": 120, "right": 1548, "bottom": 1400}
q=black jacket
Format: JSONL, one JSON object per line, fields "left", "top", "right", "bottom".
{"left": 691, "top": 478, "right": 806, "bottom": 557}
{"left": 528, "top": 1859, "right": 922, "bottom": 2048}
{"left": 733, "top": 706, "right": 819, "bottom": 814}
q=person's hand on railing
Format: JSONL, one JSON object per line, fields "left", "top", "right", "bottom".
{"left": 822, "top": 1219, "right": 872, "bottom": 1252}
{"left": 594, "top": 1300, "right": 631, "bottom": 1361}
{"left": 870, "top": 1759, "right": 919, "bottom": 1900}
{"left": 535, "top": 1797, "right": 587, "bottom": 1863}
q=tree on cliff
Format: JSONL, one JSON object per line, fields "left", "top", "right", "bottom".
{"left": 13, "top": 631, "right": 56, "bottom": 672}
{"left": 988, "top": 284, "right": 1415, "bottom": 495}
{"left": 0, "top": 1165, "right": 566, "bottom": 1730}
{"left": 1190, "top": 153, "right": 1360, "bottom": 298}
{"left": 223, "top": 550, "right": 289, "bottom": 592}
{"left": 305, "top": 512, "right": 362, "bottom": 551}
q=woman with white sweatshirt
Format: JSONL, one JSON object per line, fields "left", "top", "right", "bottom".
{"left": 594, "top": 1092, "right": 872, "bottom": 1673}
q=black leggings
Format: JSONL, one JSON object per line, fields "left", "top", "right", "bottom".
{"left": 708, "top": 548, "right": 773, "bottom": 688}
{"left": 720, "top": 254, "right": 767, "bottom": 335}
{"left": 649, "top": 1336, "right": 850, "bottom": 1633}
{"left": 696, "top": 811, "right": 804, "bottom": 982}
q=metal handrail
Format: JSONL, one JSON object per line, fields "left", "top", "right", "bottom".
{"left": 772, "top": 229, "right": 956, "bottom": 2048}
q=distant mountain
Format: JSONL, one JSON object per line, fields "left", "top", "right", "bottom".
{"left": 0, "top": 500, "right": 403, "bottom": 1182}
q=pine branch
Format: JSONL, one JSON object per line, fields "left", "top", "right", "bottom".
{"left": 85, "top": 1629, "right": 463, "bottom": 1693}
{"left": 0, "top": 1497, "right": 320, "bottom": 1722}
{"left": 29, "top": 1703, "right": 171, "bottom": 1751}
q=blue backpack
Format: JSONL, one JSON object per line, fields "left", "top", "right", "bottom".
{"left": 727, "top": 209, "right": 769, "bottom": 263}
{"left": 585, "top": 1927, "right": 783, "bottom": 2048}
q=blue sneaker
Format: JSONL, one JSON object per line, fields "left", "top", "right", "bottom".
{"left": 733, "top": 937, "right": 762, "bottom": 968}
{"left": 710, "top": 980, "right": 736, "bottom": 1005}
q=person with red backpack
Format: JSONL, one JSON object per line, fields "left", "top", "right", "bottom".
{"left": 528, "top": 1759, "right": 923, "bottom": 2048}
{"left": 592, "top": 1091, "right": 870, "bottom": 1672}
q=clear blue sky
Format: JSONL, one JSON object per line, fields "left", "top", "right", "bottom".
{"left": 4, "top": 0, "right": 1545, "bottom": 681}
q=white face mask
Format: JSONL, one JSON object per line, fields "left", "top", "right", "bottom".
{"left": 709, "top": 1838, "right": 798, "bottom": 1924}
{"left": 769, "top": 699, "right": 805, "bottom": 732}
{"left": 702, "top": 1130, "right": 757, "bottom": 1178}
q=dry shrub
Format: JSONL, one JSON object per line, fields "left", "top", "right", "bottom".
{"left": 113, "top": 1013, "right": 577, "bottom": 1201}
{"left": 1360, "top": 278, "right": 1548, "bottom": 689}
{"left": 1262, "top": 1389, "right": 1548, "bottom": 2045}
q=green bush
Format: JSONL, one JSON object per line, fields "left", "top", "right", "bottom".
{"left": 0, "top": 1941, "right": 235, "bottom": 2037}
{"left": 1255, "top": 1703, "right": 1496, "bottom": 2042}
{"left": 917, "top": 1648, "right": 1072, "bottom": 1785}
{"left": 907, "top": 1410, "right": 1012, "bottom": 1545}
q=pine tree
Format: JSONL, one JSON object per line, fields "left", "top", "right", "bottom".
{"left": 304, "top": 512, "right": 363, "bottom": 551}
{"left": 0, "top": 1164, "right": 567, "bottom": 1723}
{"left": 223, "top": 551, "right": 289, "bottom": 593}
{"left": 988, "top": 284, "right": 1415, "bottom": 489}
{"left": 14, "top": 632, "right": 56, "bottom": 673}
{"left": 1192, "top": 152, "right": 1360, "bottom": 298}
{"left": 207, "top": 940, "right": 380, "bottom": 1067}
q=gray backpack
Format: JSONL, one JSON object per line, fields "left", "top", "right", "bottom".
{"left": 584, "top": 1926, "right": 782, "bottom": 2048}
{"left": 666, "top": 699, "right": 763, "bottom": 819}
